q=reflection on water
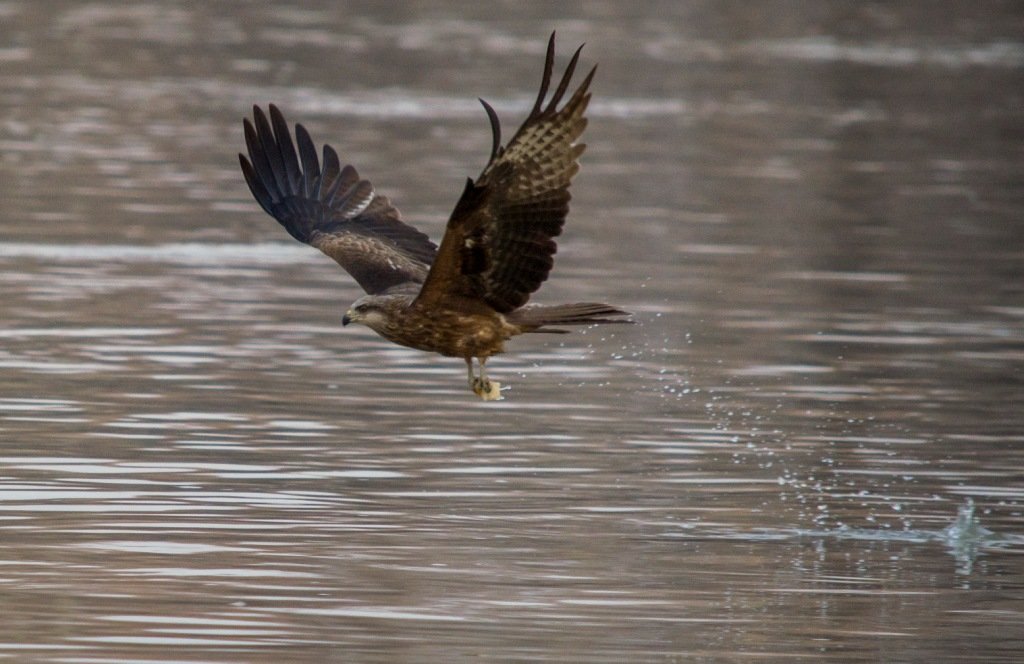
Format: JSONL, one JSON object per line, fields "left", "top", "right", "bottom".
{"left": 1, "top": 1, "right": 1023, "bottom": 662}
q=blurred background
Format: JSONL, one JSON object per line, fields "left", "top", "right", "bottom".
{"left": 0, "top": 2, "right": 1022, "bottom": 662}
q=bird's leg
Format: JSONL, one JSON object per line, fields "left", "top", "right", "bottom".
{"left": 466, "top": 357, "right": 501, "bottom": 400}
{"left": 474, "top": 357, "right": 501, "bottom": 401}
{"left": 478, "top": 358, "right": 488, "bottom": 391}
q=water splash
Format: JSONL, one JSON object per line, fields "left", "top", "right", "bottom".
{"left": 664, "top": 499, "right": 1016, "bottom": 576}
{"left": 940, "top": 499, "right": 997, "bottom": 575}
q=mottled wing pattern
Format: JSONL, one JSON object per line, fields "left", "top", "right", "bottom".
{"left": 415, "top": 33, "right": 595, "bottom": 313}
{"left": 239, "top": 105, "right": 437, "bottom": 294}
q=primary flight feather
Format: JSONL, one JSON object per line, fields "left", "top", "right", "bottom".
{"left": 239, "top": 33, "right": 630, "bottom": 400}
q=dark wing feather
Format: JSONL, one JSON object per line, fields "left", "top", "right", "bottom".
{"left": 415, "top": 32, "right": 594, "bottom": 313}
{"left": 239, "top": 105, "right": 437, "bottom": 294}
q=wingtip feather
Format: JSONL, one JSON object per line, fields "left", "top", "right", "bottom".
{"left": 531, "top": 32, "right": 558, "bottom": 117}
{"left": 479, "top": 98, "right": 502, "bottom": 163}
{"left": 546, "top": 43, "right": 584, "bottom": 113}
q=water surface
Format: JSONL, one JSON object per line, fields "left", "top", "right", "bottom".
{"left": 1, "top": 2, "right": 1023, "bottom": 662}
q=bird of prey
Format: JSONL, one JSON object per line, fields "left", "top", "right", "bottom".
{"left": 239, "top": 33, "right": 630, "bottom": 400}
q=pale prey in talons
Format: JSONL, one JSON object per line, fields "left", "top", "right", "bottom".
{"left": 239, "top": 33, "right": 631, "bottom": 400}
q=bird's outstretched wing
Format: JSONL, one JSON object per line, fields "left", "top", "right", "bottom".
{"left": 240, "top": 105, "right": 437, "bottom": 294}
{"left": 414, "top": 32, "right": 595, "bottom": 313}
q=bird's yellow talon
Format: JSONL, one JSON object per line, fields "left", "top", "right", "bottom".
{"left": 475, "top": 380, "right": 502, "bottom": 401}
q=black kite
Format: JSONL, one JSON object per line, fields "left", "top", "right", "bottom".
{"left": 239, "top": 33, "right": 630, "bottom": 400}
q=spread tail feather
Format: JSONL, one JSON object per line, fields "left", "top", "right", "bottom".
{"left": 510, "top": 302, "right": 633, "bottom": 333}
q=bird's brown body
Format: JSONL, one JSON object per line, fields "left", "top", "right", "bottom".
{"left": 239, "top": 33, "right": 630, "bottom": 399}
{"left": 346, "top": 293, "right": 518, "bottom": 359}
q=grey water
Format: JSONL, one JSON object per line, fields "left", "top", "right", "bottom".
{"left": 1, "top": 2, "right": 1023, "bottom": 662}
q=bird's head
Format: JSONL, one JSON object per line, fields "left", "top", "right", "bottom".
{"left": 342, "top": 296, "right": 389, "bottom": 331}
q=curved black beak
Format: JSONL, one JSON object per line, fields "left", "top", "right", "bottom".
{"left": 342, "top": 313, "right": 351, "bottom": 327}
